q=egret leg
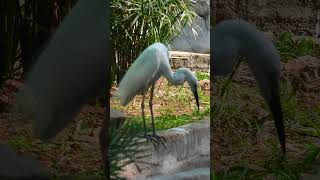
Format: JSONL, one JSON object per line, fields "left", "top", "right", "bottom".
{"left": 149, "top": 84, "right": 166, "bottom": 149}
{"left": 138, "top": 85, "right": 166, "bottom": 150}
{"left": 141, "top": 92, "right": 147, "bottom": 137}
{"left": 149, "top": 84, "right": 156, "bottom": 135}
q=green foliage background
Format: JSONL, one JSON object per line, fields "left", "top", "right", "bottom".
{"left": 110, "top": 0, "right": 197, "bottom": 83}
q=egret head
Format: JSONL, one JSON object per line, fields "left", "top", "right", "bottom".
{"left": 175, "top": 68, "right": 199, "bottom": 111}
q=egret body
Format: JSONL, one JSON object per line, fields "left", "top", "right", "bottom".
{"left": 212, "top": 19, "right": 286, "bottom": 154}
{"left": 116, "top": 43, "right": 199, "bottom": 145}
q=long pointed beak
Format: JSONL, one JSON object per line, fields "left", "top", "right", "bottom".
{"left": 262, "top": 76, "right": 286, "bottom": 155}
{"left": 194, "top": 86, "right": 200, "bottom": 111}
{"left": 268, "top": 89, "right": 286, "bottom": 155}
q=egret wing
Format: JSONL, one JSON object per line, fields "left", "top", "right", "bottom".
{"left": 116, "top": 47, "right": 163, "bottom": 106}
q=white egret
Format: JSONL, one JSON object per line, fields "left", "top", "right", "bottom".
{"left": 212, "top": 19, "right": 286, "bottom": 154}
{"left": 116, "top": 42, "right": 200, "bottom": 147}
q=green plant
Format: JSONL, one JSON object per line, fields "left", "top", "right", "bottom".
{"left": 123, "top": 106, "right": 210, "bottom": 134}
{"left": 196, "top": 71, "right": 210, "bottom": 80}
{"left": 109, "top": 120, "right": 147, "bottom": 179}
{"left": 0, "top": 0, "right": 78, "bottom": 87}
{"left": 110, "top": 0, "right": 197, "bottom": 83}
{"left": 8, "top": 137, "right": 33, "bottom": 151}
{"left": 214, "top": 143, "right": 320, "bottom": 180}
{"left": 212, "top": 76, "right": 320, "bottom": 179}
{"left": 275, "top": 32, "right": 318, "bottom": 61}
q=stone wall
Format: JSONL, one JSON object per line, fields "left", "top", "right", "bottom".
{"left": 170, "top": 51, "right": 210, "bottom": 72}
{"left": 134, "top": 118, "right": 210, "bottom": 178}
{"left": 212, "top": 0, "right": 320, "bottom": 36}
{"left": 120, "top": 118, "right": 210, "bottom": 179}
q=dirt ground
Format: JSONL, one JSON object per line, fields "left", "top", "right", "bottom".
{"left": 0, "top": 80, "right": 105, "bottom": 175}
{"left": 110, "top": 77, "right": 210, "bottom": 117}
{"left": 0, "top": 76, "right": 210, "bottom": 176}
{"left": 211, "top": 57, "right": 320, "bottom": 175}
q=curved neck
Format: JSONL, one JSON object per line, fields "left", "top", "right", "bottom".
{"left": 162, "top": 69, "right": 183, "bottom": 85}
{"left": 164, "top": 68, "right": 196, "bottom": 87}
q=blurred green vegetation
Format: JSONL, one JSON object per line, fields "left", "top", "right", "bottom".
{"left": 110, "top": 0, "right": 197, "bottom": 83}
{"left": 275, "top": 32, "right": 320, "bottom": 62}
{"left": 0, "top": 0, "right": 78, "bottom": 87}
{"left": 212, "top": 77, "right": 320, "bottom": 179}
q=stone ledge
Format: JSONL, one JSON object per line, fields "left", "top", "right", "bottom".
{"left": 135, "top": 168, "right": 210, "bottom": 180}
{"left": 128, "top": 117, "right": 210, "bottom": 179}
{"left": 110, "top": 108, "right": 126, "bottom": 128}
{"left": 169, "top": 51, "right": 210, "bottom": 72}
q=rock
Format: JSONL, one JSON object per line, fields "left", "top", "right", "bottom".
{"left": 199, "top": 79, "right": 210, "bottom": 92}
{"left": 169, "top": 0, "right": 210, "bottom": 53}
{"left": 119, "top": 162, "right": 141, "bottom": 180}
{"left": 282, "top": 56, "right": 320, "bottom": 95}
{"left": 110, "top": 108, "right": 126, "bottom": 128}
{"left": 281, "top": 55, "right": 320, "bottom": 107}
{"left": 213, "top": 0, "right": 320, "bottom": 36}
{"left": 135, "top": 168, "right": 210, "bottom": 180}
{"left": 263, "top": 31, "right": 275, "bottom": 41}
{"left": 119, "top": 118, "right": 209, "bottom": 179}
{"left": 170, "top": 51, "right": 210, "bottom": 72}
{"left": 194, "top": 0, "right": 210, "bottom": 19}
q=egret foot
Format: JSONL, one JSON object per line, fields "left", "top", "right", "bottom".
{"left": 141, "top": 133, "right": 167, "bottom": 151}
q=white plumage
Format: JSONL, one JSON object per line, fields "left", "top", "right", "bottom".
{"left": 115, "top": 42, "right": 199, "bottom": 145}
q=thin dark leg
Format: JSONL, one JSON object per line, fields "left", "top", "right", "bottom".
{"left": 149, "top": 84, "right": 166, "bottom": 149}
{"left": 149, "top": 84, "right": 156, "bottom": 135}
{"left": 141, "top": 92, "right": 147, "bottom": 137}
{"left": 138, "top": 85, "right": 166, "bottom": 150}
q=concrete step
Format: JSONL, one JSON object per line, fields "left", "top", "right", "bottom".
{"left": 120, "top": 117, "right": 210, "bottom": 179}
{"left": 135, "top": 168, "right": 210, "bottom": 180}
